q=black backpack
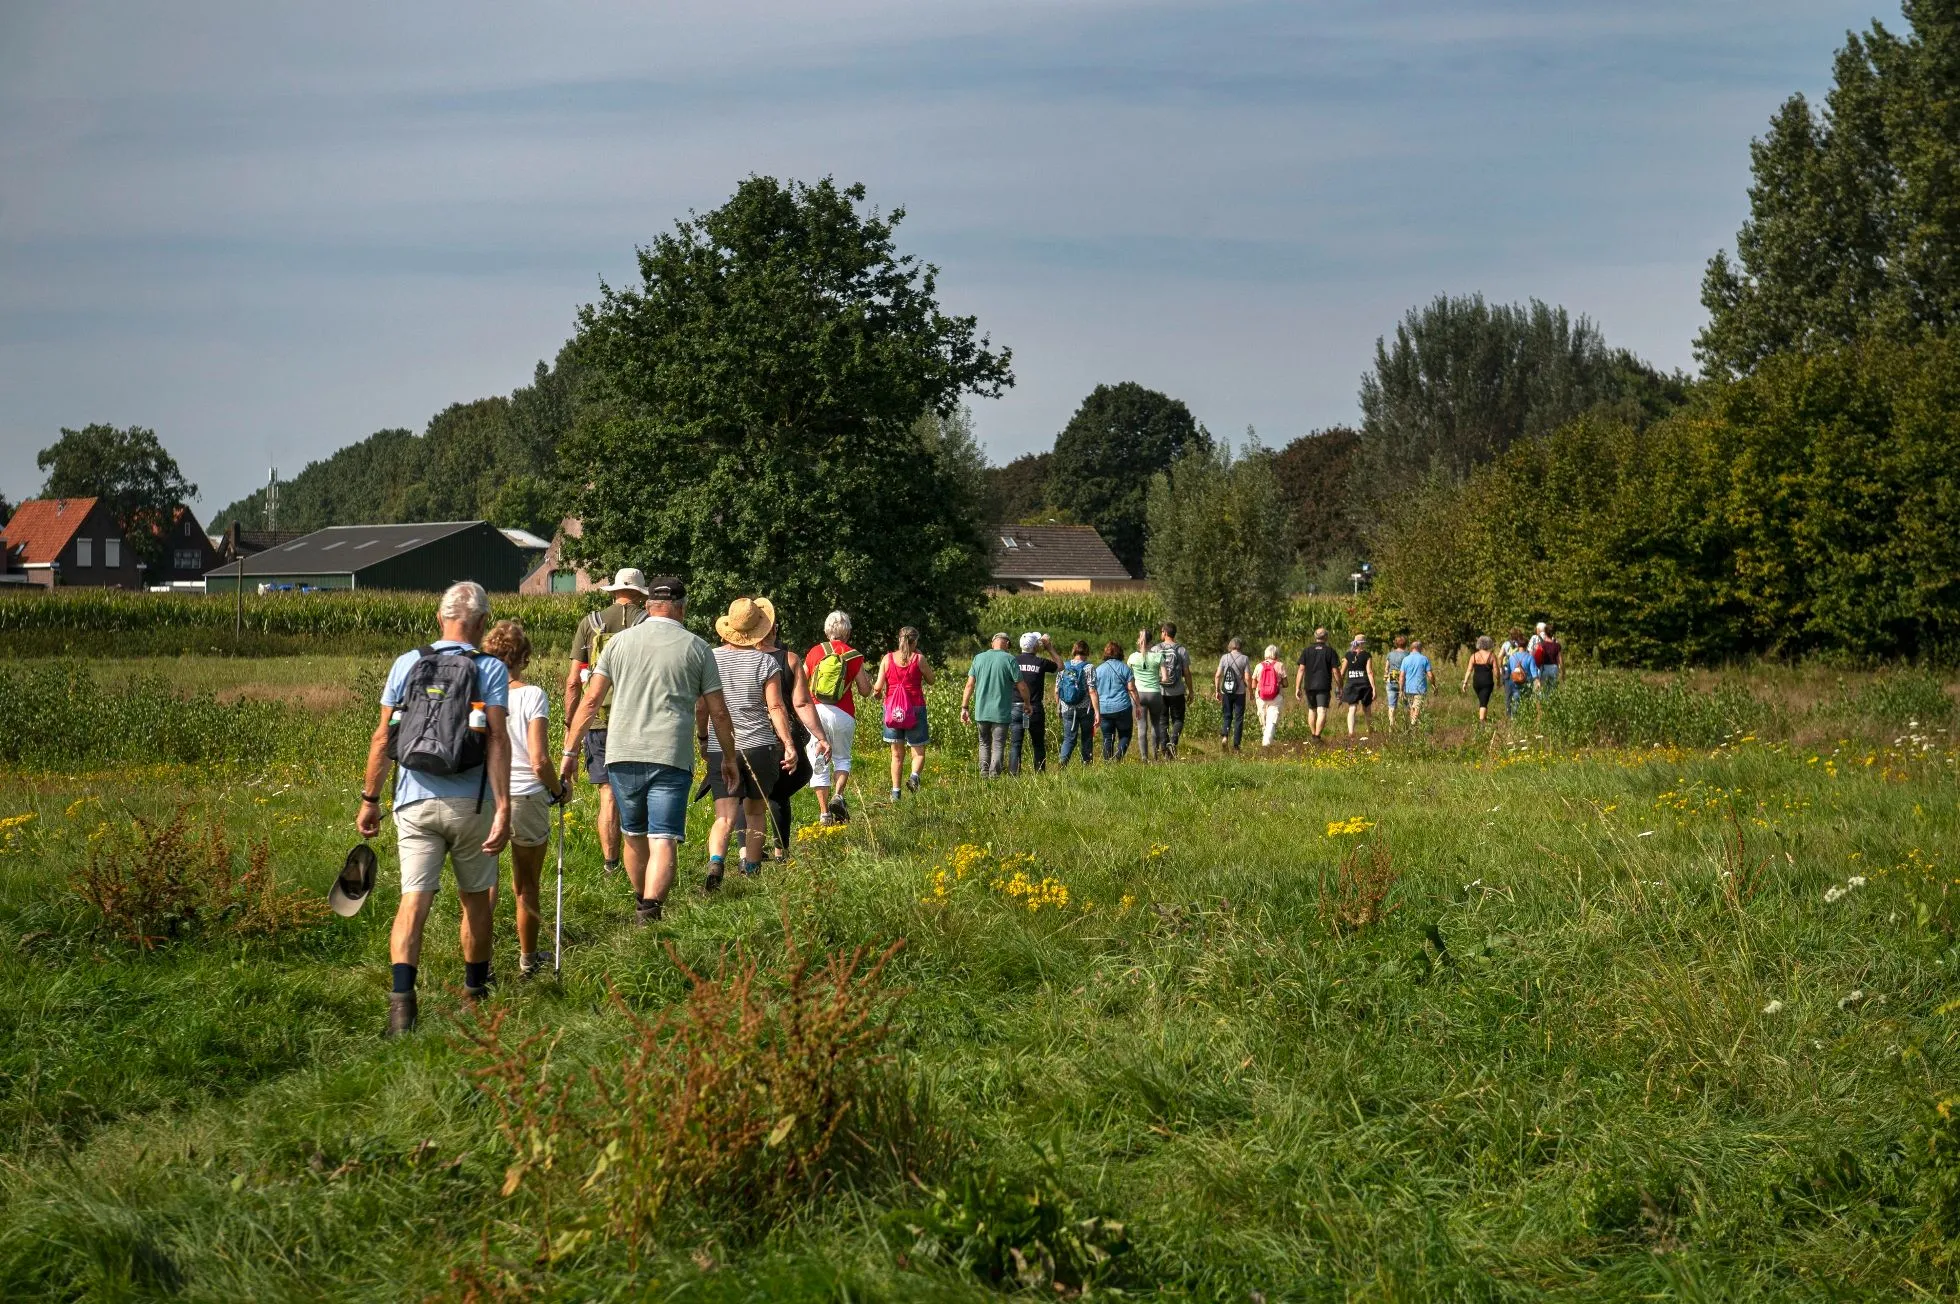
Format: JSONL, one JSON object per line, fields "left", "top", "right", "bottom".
{"left": 1157, "top": 643, "right": 1185, "bottom": 690}
{"left": 389, "top": 646, "right": 487, "bottom": 778}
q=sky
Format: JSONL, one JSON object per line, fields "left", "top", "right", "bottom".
{"left": 0, "top": 0, "right": 1891, "bottom": 514}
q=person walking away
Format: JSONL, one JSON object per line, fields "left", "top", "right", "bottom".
{"left": 1342, "top": 635, "right": 1376, "bottom": 737}
{"left": 1153, "top": 623, "right": 1191, "bottom": 757}
{"left": 760, "top": 617, "right": 826, "bottom": 853}
{"left": 485, "top": 619, "right": 565, "bottom": 979}
{"left": 962, "top": 632, "right": 1029, "bottom": 778}
{"left": 1533, "top": 625, "right": 1562, "bottom": 693}
{"left": 1009, "top": 633, "right": 1060, "bottom": 774}
{"left": 804, "top": 611, "right": 872, "bottom": 825}
{"left": 1255, "top": 645, "right": 1286, "bottom": 747}
{"left": 1128, "top": 629, "right": 1166, "bottom": 760}
{"left": 1056, "top": 640, "right": 1098, "bottom": 767}
{"left": 701, "top": 598, "right": 817, "bottom": 887}
{"left": 357, "top": 581, "right": 512, "bottom": 1036}
{"left": 1215, "top": 636, "right": 1250, "bottom": 752}
{"left": 1399, "top": 639, "right": 1433, "bottom": 728}
{"left": 1461, "top": 635, "right": 1497, "bottom": 723}
{"left": 558, "top": 576, "right": 737, "bottom": 927}
{"left": 1093, "top": 641, "right": 1138, "bottom": 760}
{"left": 1384, "top": 635, "right": 1408, "bottom": 729}
{"left": 1504, "top": 633, "right": 1535, "bottom": 717}
{"left": 563, "top": 570, "right": 649, "bottom": 876}
{"left": 1294, "top": 628, "right": 1340, "bottom": 741}
{"left": 875, "top": 627, "right": 935, "bottom": 798}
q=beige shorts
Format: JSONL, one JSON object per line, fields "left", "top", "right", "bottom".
{"left": 395, "top": 797, "right": 499, "bottom": 895}
{"left": 510, "top": 791, "right": 552, "bottom": 848}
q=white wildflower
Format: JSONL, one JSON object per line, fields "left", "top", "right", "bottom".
{"left": 1762, "top": 999, "right": 1784, "bottom": 1015}
{"left": 1838, "top": 990, "right": 1864, "bottom": 1009}
{"left": 1847, "top": 875, "right": 1867, "bottom": 889}
{"left": 1824, "top": 885, "right": 1847, "bottom": 903}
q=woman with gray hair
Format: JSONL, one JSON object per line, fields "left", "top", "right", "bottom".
{"left": 803, "top": 609, "right": 874, "bottom": 824}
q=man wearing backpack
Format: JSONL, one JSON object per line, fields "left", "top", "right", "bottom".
{"left": 356, "top": 581, "right": 512, "bottom": 1037}
{"left": 804, "top": 610, "right": 874, "bottom": 825}
{"left": 563, "top": 569, "right": 650, "bottom": 876}
{"left": 1214, "top": 636, "right": 1250, "bottom": 752}
{"left": 1055, "top": 640, "right": 1097, "bottom": 767}
{"left": 1152, "top": 623, "right": 1191, "bottom": 758}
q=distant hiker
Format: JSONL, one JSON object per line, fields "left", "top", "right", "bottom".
{"left": 1342, "top": 635, "right": 1376, "bottom": 737}
{"left": 759, "top": 614, "right": 824, "bottom": 852}
{"left": 700, "top": 597, "right": 821, "bottom": 889}
{"left": 1056, "top": 639, "right": 1098, "bottom": 767}
{"left": 1294, "top": 628, "right": 1340, "bottom": 741}
{"left": 558, "top": 576, "right": 738, "bottom": 927}
{"left": 1533, "top": 624, "right": 1563, "bottom": 692}
{"left": 1528, "top": 621, "right": 1548, "bottom": 659}
{"left": 1461, "top": 634, "right": 1497, "bottom": 723}
{"left": 1094, "top": 640, "right": 1139, "bottom": 760}
{"left": 1255, "top": 644, "right": 1287, "bottom": 747}
{"left": 804, "top": 610, "right": 873, "bottom": 825}
{"left": 563, "top": 569, "right": 649, "bottom": 877}
{"left": 1399, "top": 638, "right": 1433, "bottom": 727}
{"left": 1128, "top": 629, "right": 1166, "bottom": 760}
{"left": 874, "top": 626, "right": 935, "bottom": 799}
{"left": 357, "top": 581, "right": 512, "bottom": 1036}
{"left": 1010, "top": 632, "right": 1060, "bottom": 775}
{"left": 1503, "top": 628, "right": 1535, "bottom": 717}
{"left": 1384, "top": 634, "right": 1408, "bottom": 728}
{"left": 1153, "top": 623, "right": 1191, "bottom": 758}
{"left": 485, "top": 618, "right": 565, "bottom": 979}
{"left": 1215, "top": 636, "right": 1250, "bottom": 752}
{"left": 961, "top": 631, "right": 1030, "bottom": 779}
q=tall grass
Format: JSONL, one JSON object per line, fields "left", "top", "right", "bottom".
{"left": 1537, "top": 671, "right": 1767, "bottom": 747}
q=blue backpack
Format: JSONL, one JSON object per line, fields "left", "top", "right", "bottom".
{"left": 1057, "top": 660, "right": 1089, "bottom": 706}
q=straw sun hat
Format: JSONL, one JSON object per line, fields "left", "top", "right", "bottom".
{"left": 715, "top": 596, "right": 776, "bottom": 648}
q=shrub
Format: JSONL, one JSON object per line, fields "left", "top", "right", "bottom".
{"left": 885, "top": 1167, "right": 1131, "bottom": 1293}
{"left": 1318, "top": 835, "right": 1399, "bottom": 935}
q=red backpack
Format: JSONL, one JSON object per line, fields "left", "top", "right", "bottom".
{"left": 1256, "top": 660, "right": 1283, "bottom": 700}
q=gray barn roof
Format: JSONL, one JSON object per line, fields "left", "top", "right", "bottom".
{"left": 206, "top": 521, "right": 483, "bottom": 576}
{"left": 990, "top": 524, "right": 1134, "bottom": 581}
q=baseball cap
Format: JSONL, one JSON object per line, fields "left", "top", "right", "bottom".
{"left": 329, "top": 843, "right": 378, "bottom": 917}
{"left": 645, "top": 575, "right": 686, "bottom": 601}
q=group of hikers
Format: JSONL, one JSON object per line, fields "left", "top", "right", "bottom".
{"left": 351, "top": 571, "right": 1564, "bottom": 1034}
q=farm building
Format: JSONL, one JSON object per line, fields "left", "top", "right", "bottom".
{"left": 519, "top": 517, "right": 599, "bottom": 595}
{"left": 204, "top": 520, "right": 528, "bottom": 593}
{"left": 0, "top": 497, "right": 145, "bottom": 589}
{"left": 149, "top": 505, "right": 222, "bottom": 587}
{"left": 989, "top": 523, "right": 1142, "bottom": 593}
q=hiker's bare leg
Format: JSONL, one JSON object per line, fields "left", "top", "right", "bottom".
{"left": 390, "top": 890, "right": 435, "bottom": 966}
{"left": 458, "top": 888, "right": 493, "bottom": 964}
{"left": 597, "top": 783, "right": 621, "bottom": 864}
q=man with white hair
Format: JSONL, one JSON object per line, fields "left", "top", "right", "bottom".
{"left": 1008, "top": 632, "right": 1060, "bottom": 774}
{"left": 804, "top": 610, "right": 874, "bottom": 824}
{"left": 357, "top": 580, "right": 512, "bottom": 1037}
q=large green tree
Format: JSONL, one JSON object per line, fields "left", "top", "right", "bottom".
{"left": 1048, "top": 382, "right": 1209, "bottom": 576}
{"left": 1699, "top": 1, "right": 1960, "bottom": 376}
{"left": 562, "top": 176, "right": 1013, "bottom": 653}
{"left": 1356, "top": 295, "right": 1683, "bottom": 497}
{"left": 1270, "top": 426, "right": 1362, "bottom": 580}
{"left": 1144, "top": 438, "right": 1291, "bottom": 654}
{"left": 36, "top": 424, "right": 198, "bottom": 567}
{"left": 981, "top": 450, "right": 1055, "bottom": 524}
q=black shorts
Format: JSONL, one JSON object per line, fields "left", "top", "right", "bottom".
{"left": 584, "top": 729, "right": 609, "bottom": 783}
{"left": 1306, "top": 689, "right": 1332, "bottom": 709}
{"left": 1475, "top": 685, "right": 1493, "bottom": 708}
{"left": 707, "top": 745, "right": 785, "bottom": 801}
{"left": 1343, "top": 683, "right": 1374, "bottom": 706}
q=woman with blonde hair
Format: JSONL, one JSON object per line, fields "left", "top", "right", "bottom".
{"left": 483, "top": 618, "right": 564, "bottom": 979}
{"left": 874, "top": 625, "right": 935, "bottom": 800}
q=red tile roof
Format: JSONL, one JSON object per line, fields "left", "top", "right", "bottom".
{"left": 1, "top": 497, "right": 98, "bottom": 565}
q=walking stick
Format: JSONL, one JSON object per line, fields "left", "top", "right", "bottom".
{"left": 554, "top": 800, "right": 565, "bottom": 978}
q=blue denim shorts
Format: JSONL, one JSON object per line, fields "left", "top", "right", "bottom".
{"left": 881, "top": 715, "right": 930, "bottom": 746}
{"left": 606, "top": 760, "right": 691, "bottom": 841}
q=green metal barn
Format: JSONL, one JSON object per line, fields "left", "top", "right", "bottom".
{"left": 203, "top": 521, "right": 528, "bottom": 593}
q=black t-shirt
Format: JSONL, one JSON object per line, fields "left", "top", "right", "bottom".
{"left": 1344, "top": 649, "right": 1371, "bottom": 683}
{"left": 1298, "top": 645, "right": 1340, "bottom": 692}
{"left": 1015, "top": 653, "right": 1059, "bottom": 699}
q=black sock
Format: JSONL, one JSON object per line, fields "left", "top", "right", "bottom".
{"left": 464, "top": 960, "right": 490, "bottom": 990}
{"left": 391, "top": 963, "right": 417, "bottom": 994}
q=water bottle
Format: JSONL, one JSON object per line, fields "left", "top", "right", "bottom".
{"left": 469, "top": 706, "right": 488, "bottom": 732}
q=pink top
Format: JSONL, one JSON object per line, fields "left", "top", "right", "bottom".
{"left": 883, "top": 652, "right": 924, "bottom": 715}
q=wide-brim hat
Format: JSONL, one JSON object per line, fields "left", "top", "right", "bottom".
{"left": 600, "top": 568, "right": 650, "bottom": 595}
{"left": 329, "top": 843, "right": 378, "bottom": 917}
{"left": 715, "top": 596, "right": 776, "bottom": 648}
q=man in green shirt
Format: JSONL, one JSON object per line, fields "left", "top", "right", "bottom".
{"left": 960, "top": 632, "right": 1031, "bottom": 778}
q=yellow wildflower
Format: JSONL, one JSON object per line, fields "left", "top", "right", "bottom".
{"left": 1325, "top": 817, "right": 1375, "bottom": 837}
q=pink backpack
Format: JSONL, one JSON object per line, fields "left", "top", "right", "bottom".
{"left": 883, "top": 654, "right": 920, "bottom": 729}
{"left": 1256, "top": 660, "right": 1283, "bottom": 700}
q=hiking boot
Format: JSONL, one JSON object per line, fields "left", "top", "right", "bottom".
{"left": 906, "top": 773, "right": 921, "bottom": 794}
{"left": 889, "top": 787, "right": 901, "bottom": 803}
{"left": 702, "top": 868, "right": 725, "bottom": 894}
{"left": 635, "top": 899, "right": 663, "bottom": 927}
{"left": 827, "top": 798, "right": 849, "bottom": 824}
{"left": 463, "top": 983, "right": 490, "bottom": 1006}
{"left": 386, "top": 991, "right": 418, "bottom": 1037}
{"left": 603, "top": 859, "right": 620, "bottom": 877}
{"left": 518, "top": 951, "right": 554, "bottom": 979}
{"left": 739, "top": 860, "right": 761, "bottom": 878}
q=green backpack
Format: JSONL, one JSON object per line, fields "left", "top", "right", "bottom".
{"left": 810, "top": 641, "right": 855, "bottom": 704}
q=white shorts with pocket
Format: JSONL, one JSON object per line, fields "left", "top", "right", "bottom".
{"left": 808, "top": 702, "right": 856, "bottom": 786}
{"left": 396, "top": 796, "right": 499, "bottom": 895}
{"left": 509, "top": 791, "right": 551, "bottom": 848}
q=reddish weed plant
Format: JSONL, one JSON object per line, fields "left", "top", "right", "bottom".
{"left": 462, "top": 914, "right": 909, "bottom": 1262}
{"left": 1318, "top": 835, "right": 1399, "bottom": 936}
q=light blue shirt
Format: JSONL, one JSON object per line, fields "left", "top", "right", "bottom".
{"left": 1093, "top": 658, "right": 1134, "bottom": 713}
{"left": 381, "top": 640, "right": 510, "bottom": 808}
{"left": 1400, "top": 652, "right": 1431, "bottom": 695}
{"left": 1507, "top": 649, "right": 1536, "bottom": 682}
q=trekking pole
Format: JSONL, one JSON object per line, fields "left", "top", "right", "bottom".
{"left": 554, "top": 800, "right": 565, "bottom": 979}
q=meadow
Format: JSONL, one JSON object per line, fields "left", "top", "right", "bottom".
{"left": 1, "top": 604, "right": 1958, "bottom": 1301}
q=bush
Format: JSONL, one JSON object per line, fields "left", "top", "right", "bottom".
{"left": 1537, "top": 672, "right": 1764, "bottom": 748}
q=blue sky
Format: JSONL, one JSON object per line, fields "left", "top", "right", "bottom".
{"left": 0, "top": 0, "right": 1889, "bottom": 513}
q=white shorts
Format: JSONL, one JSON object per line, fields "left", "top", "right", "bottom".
{"left": 396, "top": 797, "right": 498, "bottom": 895}
{"left": 808, "top": 703, "right": 856, "bottom": 785}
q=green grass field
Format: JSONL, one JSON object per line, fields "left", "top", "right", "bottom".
{"left": 2, "top": 649, "right": 1959, "bottom": 1300}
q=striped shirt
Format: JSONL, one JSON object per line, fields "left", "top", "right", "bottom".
{"left": 707, "top": 646, "right": 780, "bottom": 752}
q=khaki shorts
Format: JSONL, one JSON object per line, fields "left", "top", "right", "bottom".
{"left": 510, "top": 791, "right": 552, "bottom": 848}
{"left": 396, "top": 796, "right": 499, "bottom": 895}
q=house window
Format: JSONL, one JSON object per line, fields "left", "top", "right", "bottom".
{"left": 104, "top": 538, "right": 121, "bottom": 567}
{"left": 174, "top": 548, "right": 202, "bottom": 572}
{"left": 1000, "top": 536, "right": 1018, "bottom": 549}
{"left": 75, "top": 538, "right": 92, "bottom": 567}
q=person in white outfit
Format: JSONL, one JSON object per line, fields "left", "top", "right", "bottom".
{"left": 804, "top": 610, "right": 876, "bottom": 824}
{"left": 1255, "top": 644, "right": 1287, "bottom": 746}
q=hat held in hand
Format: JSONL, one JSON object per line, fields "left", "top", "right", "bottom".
{"left": 329, "top": 843, "right": 378, "bottom": 917}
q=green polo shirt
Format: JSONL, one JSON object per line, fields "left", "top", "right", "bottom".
{"left": 966, "top": 648, "right": 1021, "bottom": 725}
{"left": 592, "top": 616, "right": 722, "bottom": 772}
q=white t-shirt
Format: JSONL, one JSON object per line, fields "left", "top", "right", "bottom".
{"left": 506, "top": 682, "right": 548, "bottom": 796}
